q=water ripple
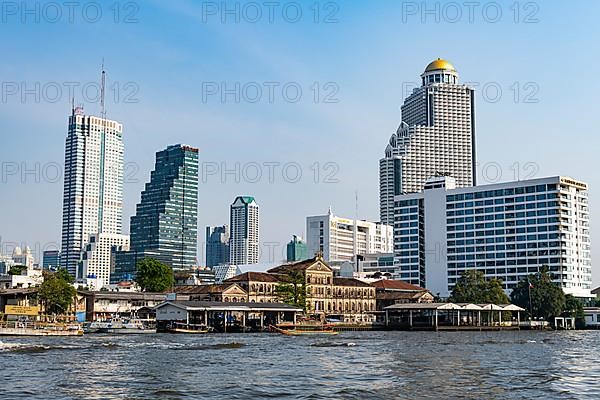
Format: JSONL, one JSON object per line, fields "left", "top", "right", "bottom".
{"left": 1, "top": 331, "right": 599, "bottom": 399}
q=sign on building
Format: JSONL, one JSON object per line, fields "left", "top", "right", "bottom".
{"left": 5, "top": 305, "right": 40, "bottom": 316}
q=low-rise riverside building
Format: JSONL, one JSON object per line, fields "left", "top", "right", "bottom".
{"left": 0, "top": 288, "right": 38, "bottom": 312}
{"left": 81, "top": 291, "right": 167, "bottom": 321}
{"left": 174, "top": 284, "right": 248, "bottom": 302}
{"left": 155, "top": 300, "right": 302, "bottom": 332}
{"left": 372, "top": 280, "right": 434, "bottom": 312}
{"left": 584, "top": 307, "right": 600, "bottom": 328}
{"left": 0, "top": 268, "right": 43, "bottom": 289}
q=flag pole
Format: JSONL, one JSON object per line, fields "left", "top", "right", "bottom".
{"left": 527, "top": 279, "right": 533, "bottom": 320}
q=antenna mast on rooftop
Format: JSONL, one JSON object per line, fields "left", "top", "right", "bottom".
{"left": 100, "top": 58, "right": 106, "bottom": 121}
{"left": 354, "top": 190, "right": 359, "bottom": 272}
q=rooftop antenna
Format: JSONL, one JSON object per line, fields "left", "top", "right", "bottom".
{"left": 98, "top": 59, "right": 108, "bottom": 233}
{"left": 354, "top": 190, "right": 358, "bottom": 272}
{"left": 100, "top": 58, "right": 106, "bottom": 121}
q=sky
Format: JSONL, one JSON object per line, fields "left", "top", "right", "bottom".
{"left": 1, "top": 0, "right": 599, "bottom": 285}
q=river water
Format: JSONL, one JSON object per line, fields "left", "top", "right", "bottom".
{"left": 1, "top": 330, "right": 599, "bottom": 399}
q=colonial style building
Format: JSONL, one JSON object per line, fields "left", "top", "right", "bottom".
{"left": 225, "top": 272, "right": 281, "bottom": 303}
{"left": 266, "top": 255, "right": 377, "bottom": 323}
{"left": 181, "top": 256, "right": 378, "bottom": 322}
{"left": 175, "top": 284, "right": 247, "bottom": 303}
{"left": 371, "top": 279, "right": 434, "bottom": 311}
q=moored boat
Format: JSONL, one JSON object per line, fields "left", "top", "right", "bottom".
{"left": 168, "top": 322, "right": 210, "bottom": 334}
{"left": 0, "top": 321, "right": 83, "bottom": 336}
{"left": 97, "top": 319, "right": 156, "bottom": 334}
{"left": 270, "top": 323, "right": 339, "bottom": 336}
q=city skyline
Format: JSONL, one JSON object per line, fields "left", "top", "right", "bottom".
{"left": 1, "top": 1, "right": 599, "bottom": 286}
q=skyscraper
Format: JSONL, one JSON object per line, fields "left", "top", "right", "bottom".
{"left": 60, "top": 106, "right": 125, "bottom": 278}
{"left": 380, "top": 58, "right": 476, "bottom": 225}
{"left": 112, "top": 145, "right": 199, "bottom": 282}
{"left": 229, "top": 196, "right": 259, "bottom": 265}
{"left": 306, "top": 209, "right": 393, "bottom": 262}
{"left": 42, "top": 250, "right": 61, "bottom": 271}
{"left": 206, "top": 225, "right": 230, "bottom": 267}
{"left": 287, "top": 235, "right": 308, "bottom": 262}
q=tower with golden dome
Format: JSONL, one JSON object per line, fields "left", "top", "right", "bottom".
{"left": 380, "top": 57, "right": 476, "bottom": 230}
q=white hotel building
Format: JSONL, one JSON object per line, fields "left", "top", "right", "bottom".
{"left": 306, "top": 209, "right": 393, "bottom": 263}
{"left": 394, "top": 176, "right": 592, "bottom": 298}
{"left": 380, "top": 59, "right": 476, "bottom": 226}
{"left": 61, "top": 107, "right": 128, "bottom": 284}
{"left": 230, "top": 196, "right": 260, "bottom": 265}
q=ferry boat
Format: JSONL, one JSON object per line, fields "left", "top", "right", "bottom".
{"left": 270, "top": 322, "right": 339, "bottom": 336}
{"left": 168, "top": 322, "right": 210, "bottom": 334}
{"left": 0, "top": 321, "right": 83, "bottom": 336}
{"left": 96, "top": 319, "right": 156, "bottom": 334}
{"left": 83, "top": 321, "right": 111, "bottom": 334}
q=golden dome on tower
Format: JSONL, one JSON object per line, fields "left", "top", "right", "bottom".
{"left": 424, "top": 58, "right": 456, "bottom": 72}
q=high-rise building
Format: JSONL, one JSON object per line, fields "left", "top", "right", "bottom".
{"left": 112, "top": 145, "right": 199, "bottom": 283}
{"left": 42, "top": 250, "right": 61, "bottom": 271}
{"left": 206, "top": 225, "right": 230, "bottom": 267}
{"left": 81, "top": 233, "right": 130, "bottom": 285}
{"left": 60, "top": 107, "right": 125, "bottom": 278}
{"left": 306, "top": 209, "right": 393, "bottom": 262}
{"left": 287, "top": 235, "right": 308, "bottom": 262}
{"left": 394, "top": 176, "right": 592, "bottom": 298}
{"left": 229, "top": 196, "right": 259, "bottom": 265}
{"left": 380, "top": 58, "right": 476, "bottom": 225}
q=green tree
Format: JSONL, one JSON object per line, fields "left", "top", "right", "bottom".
{"left": 511, "top": 266, "right": 566, "bottom": 321}
{"left": 449, "top": 270, "right": 510, "bottom": 304}
{"left": 38, "top": 269, "right": 77, "bottom": 315}
{"left": 275, "top": 271, "right": 307, "bottom": 311}
{"left": 135, "top": 258, "right": 174, "bottom": 292}
{"left": 55, "top": 268, "right": 75, "bottom": 284}
{"left": 8, "top": 265, "right": 27, "bottom": 275}
{"left": 564, "top": 294, "right": 585, "bottom": 329}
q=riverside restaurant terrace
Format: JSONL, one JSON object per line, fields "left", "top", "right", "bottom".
{"left": 384, "top": 303, "right": 526, "bottom": 331}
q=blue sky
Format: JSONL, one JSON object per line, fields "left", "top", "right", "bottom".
{"left": 1, "top": 1, "right": 599, "bottom": 284}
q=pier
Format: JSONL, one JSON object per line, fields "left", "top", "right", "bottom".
{"left": 384, "top": 302, "right": 525, "bottom": 331}
{"left": 155, "top": 301, "right": 302, "bottom": 332}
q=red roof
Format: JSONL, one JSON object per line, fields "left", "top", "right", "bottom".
{"left": 225, "top": 272, "right": 281, "bottom": 283}
{"left": 333, "top": 277, "right": 372, "bottom": 288}
{"left": 267, "top": 257, "right": 321, "bottom": 274}
{"left": 371, "top": 280, "right": 425, "bottom": 292}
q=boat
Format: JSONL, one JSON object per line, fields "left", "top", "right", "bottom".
{"left": 270, "top": 322, "right": 339, "bottom": 336}
{"left": 97, "top": 319, "right": 156, "bottom": 334}
{"left": 83, "top": 321, "right": 111, "bottom": 334}
{"left": 168, "top": 322, "right": 210, "bottom": 334}
{"left": 0, "top": 321, "right": 83, "bottom": 336}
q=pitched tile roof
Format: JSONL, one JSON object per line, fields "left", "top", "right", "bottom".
{"left": 333, "top": 277, "right": 373, "bottom": 288}
{"left": 371, "top": 280, "right": 426, "bottom": 292}
{"left": 376, "top": 291, "right": 430, "bottom": 301}
{"left": 267, "top": 256, "right": 321, "bottom": 274}
{"left": 174, "top": 284, "right": 241, "bottom": 294}
{"left": 225, "top": 271, "right": 281, "bottom": 283}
